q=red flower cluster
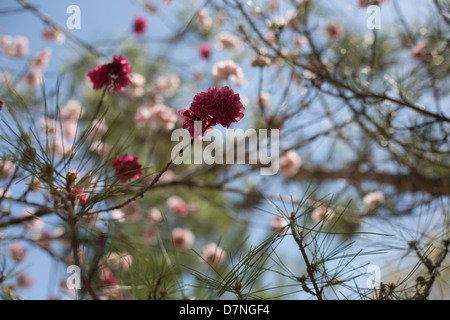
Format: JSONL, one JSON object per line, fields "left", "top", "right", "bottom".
{"left": 87, "top": 55, "right": 133, "bottom": 93}
{"left": 0, "top": 100, "right": 3, "bottom": 111}
{"left": 179, "top": 86, "right": 245, "bottom": 138}
{"left": 133, "top": 16, "right": 148, "bottom": 35}
{"left": 69, "top": 186, "right": 88, "bottom": 205}
{"left": 112, "top": 154, "right": 143, "bottom": 183}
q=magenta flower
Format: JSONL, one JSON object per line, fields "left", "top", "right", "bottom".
{"left": 198, "top": 44, "right": 212, "bottom": 60}
{"left": 133, "top": 16, "right": 148, "bottom": 35}
{"left": 112, "top": 153, "right": 143, "bottom": 183}
{"left": 179, "top": 86, "right": 245, "bottom": 138}
{"left": 87, "top": 55, "right": 133, "bottom": 93}
{"left": 69, "top": 186, "right": 88, "bottom": 204}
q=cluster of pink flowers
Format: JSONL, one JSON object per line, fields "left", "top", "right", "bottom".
{"left": 0, "top": 35, "right": 28, "bottom": 57}
{"left": 212, "top": 60, "right": 246, "bottom": 86}
{"left": 179, "top": 86, "right": 245, "bottom": 138}
{"left": 10, "top": 243, "right": 26, "bottom": 262}
{"left": 42, "top": 28, "right": 65, "bottom": 43}
{"left": 270, "top": 215, "right": 289, "bottom": 235}
{"left": 87, "top": 55, "right": 133, "bottom": 93}
{"left": 134, "top": 103, "right": 177, "bottom": 131}
{"left": 197, "top": 8, "right": 213, "bottom": 31}
{"left": 69, "top": 186, "right": 88, "bottom": 205}
{"left": 112, "top": 154, "right": 143, "bottom": 183}
{"left": 106, "top": 252, "right": 133, "bottom": 270}
{"left": 0, "top": 159, "right": 15, "bottom": 179}
{"left": 166, "top": 196, "right": 189, "bottom": 217}
{"left": 412, "top": 40, "right": 436, "bottom": 61}
{"left": 171, "top": 228, "right": 195, "bottom": 250}
{"left": 279, "top": 150, "right": 302, "bottom": 178}
{"left": 311, "top": 206, "right": 335, "bottom": 225}
{"left": 215, "top": 32, "right": 243, "bottom": 51}
{"left": 200, "top": 243, "right": 226, "bottom": 268}
{"left": 363, "top": 191, "right": 385, "bottom": 209}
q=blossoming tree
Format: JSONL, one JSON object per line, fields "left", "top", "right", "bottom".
{"left": 0, "top": 0, "right": 448, "bottom": 301}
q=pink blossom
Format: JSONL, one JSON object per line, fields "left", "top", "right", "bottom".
{"left": 325, "top": 21, "right": 344, "bottom": 41}
{"left": 171, "top": 228, "right": 195, "bottom": 250}
{"left": 48, "top": 138, "right": 72, "bottom": 156}
{"left": 60, "top": 100, "right": 84, "bottom": 121}
{"left": 17, "top": 273, "right": 33, "bottom": 288}
{"left": 215, "top": 32, "right": 243, "bottom": 51}
{"left": 111, "top": 154, "right": 143, "bottom": 183}
{"left": 147, "top": 207, "right": 162, "bottom": 222}
{"left": 0, "top": 159, "right": 15, "bottom": 179}
{"left": 134, "top": 104, "right": 177, "bottom": 131}
{"left": 10, "top": 243, "right": 26, "bottom": 262}
{"left": 0, "top": 35, "right": 12, "bottom": 49}
{"left": 197, "top": 8, "right": 212, "bottom": 30}
{"left": 4, "top": 36, "right": 28, "bottom": 57}
{"left": 62, "top": 119, "right": 78, "bottom": 139}
{"left": 144, "top": 226, "right": 160, "bottom": 245}
{"left": 153, "top": 74, "right": 180, "bottom": 97}
{"left": 251, "top": 55, "right": 272, "bottom": 67}
{"left": 107, "top": 252, "right": 133, "bottom": 270}
{"left": 125, "top": 73, "right": 146, "bottom": 98}
{"left": 412, "top": 40, "right": 436, "bottom": 61}
{"left": 212, "top": 59, "right": 246, "bottom": 85}
{"left": 90, "top": 140, "right": 111, "bottom": 159}
{"left": 200, "top": 243, "right": 226, "bottom": 268}
{"left": 111, "top": 209, "right": 126, "bottom": 223}
{"left": 270, "top": 216, "right": 289, "bottom": 234}
{"left": 257, "top": 92, "right": 271, "bottom": 108}
{"left": 133, "top": 16, "right": 148, "bottom": 35}
{"left": 31, "top": 47, "right": 51, "bottom": 69}
{"left": 98, "top": 265, "right": 118, "bottom": 288}
{"left": 166, "top": 196, "right": 189, "bottom": 217}
{"left": 23, "top": 68, "right": 42, "bottom": 88}
{"left": 279, "top": 150, "right": 302, "bottom": 177}
{"left": 87, "top": 55, "right": 133, "bottom": 93}
{"left": 122, "top": 200, "right": 142, "bottom": 221}
{"left": 363, "top": 191, "right": 385, "bottom": 209}
{"left": 69, "top": 186, "right": 88, "bottom": 204}
{"left": 39, "top": 116, "right": 57, "bottom": 135}
{"left": 35, "top": 230, "right": 52, "bottom": 250}
{"left": 28, "top": 176, "right": 44, "bottom": 192}
{"left": 193, "top": 86, "right": 244, "bottom": 126}
{"left": 86, "top": 119, "right": 108, "bottom": 141}
{"left": 311, "top": 206, "right": 334, "bottom": 224}
{"left": 42, "top": 28, "right": 65, "bottom": 43}
{"left": 21, "top": 209, "right": 44, "bottom": 231}
{"left": 0, "top": 188, "right": 11, "bottom": 198}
